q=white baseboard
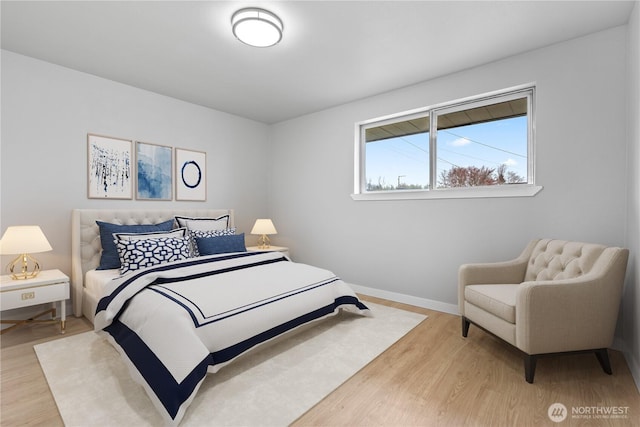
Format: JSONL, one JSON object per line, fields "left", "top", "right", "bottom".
{"left": 350, "top": 284, "right": 459, "bottom": 315}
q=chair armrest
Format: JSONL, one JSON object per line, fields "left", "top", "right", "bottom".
{"left": 459, "top": 259, "right": 528, "bottom": 286}
{"left": 515, "top": 247, "right": 629, "bottom": 354}
{"left": 458, "top": 239, "right": 539, "bottom": 315}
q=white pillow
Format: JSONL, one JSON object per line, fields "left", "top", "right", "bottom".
{"left": 113, "top": 227, "right": 187, "bottom": 242}
{"left": 175, "top": 215, "right": 230, "bottom": 231}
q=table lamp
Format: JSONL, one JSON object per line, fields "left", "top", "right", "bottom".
{"left": 250, "top": 219, "right": 277, "bottom": 249}
{"left": 0, "top": 225, "right": 53, "bottom": 280}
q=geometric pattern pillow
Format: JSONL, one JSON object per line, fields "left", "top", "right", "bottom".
{"left": 116, "top": 236, "right": 191, "bottom": 275}
{"left": 95, "top": 219, "right": 175, "bottom": 270}
{"left": 188, "top": 227, "right": 236, "bottom": 256}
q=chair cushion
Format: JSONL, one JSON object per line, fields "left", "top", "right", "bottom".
{"left": 465, "top": 284, "right": 518, "bottom": 324}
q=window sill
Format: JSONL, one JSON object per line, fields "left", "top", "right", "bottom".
{"left": 351, "top": 185, "right": 543, "bottom": 201}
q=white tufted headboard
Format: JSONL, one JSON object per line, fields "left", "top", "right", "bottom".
{"left": 71, "top": 208, "right": 234, "bottom": 317}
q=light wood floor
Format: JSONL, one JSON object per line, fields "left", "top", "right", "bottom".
{"left": 1, "top": 296, "right": 638, "bottom": 426}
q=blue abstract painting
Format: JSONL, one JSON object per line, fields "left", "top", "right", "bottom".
{"left": 136, "top": 142, "right": 172, "bottom": 200}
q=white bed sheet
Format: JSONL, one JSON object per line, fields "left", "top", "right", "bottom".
{"left": 85, "top": 268, "right": 120, "bottom": 296}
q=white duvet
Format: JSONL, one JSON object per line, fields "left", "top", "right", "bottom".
{"left": 94, "top": 251, "right": 369, "bottom": 425}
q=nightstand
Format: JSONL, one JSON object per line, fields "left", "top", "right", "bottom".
{"left": 247, "top": 245, "right": 290, "bottom": 258}
{"left": 0, "top": 269, "right": 70, "bottom": 334}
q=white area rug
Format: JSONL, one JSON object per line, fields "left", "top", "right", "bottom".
{"left": 35, "top": 302, "right": 426, "bottom": 426}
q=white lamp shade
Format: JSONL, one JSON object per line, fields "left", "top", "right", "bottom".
{"left": 0, "top": 226, "right": 53, "bottom": 255}
{"left": 251, "top": 219, "right": 277, "bottom": 235}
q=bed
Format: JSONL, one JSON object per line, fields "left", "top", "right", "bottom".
{"left": 71, "top": 209, "right": 237, "bottom": 322}
{"left": 70, "top": 209, "right": 369, "bottom": 425}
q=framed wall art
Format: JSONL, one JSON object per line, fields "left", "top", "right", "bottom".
{"left": 175, "top": 148, "right": 206, "bottom": 201}
{"left": 136, "top": 141, "right": 172, "bottom": 200}
{"left": 87, "top": 134, "right": 133, "bottom": 199}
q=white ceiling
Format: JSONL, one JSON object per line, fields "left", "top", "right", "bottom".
{"left": 1, "top": 1, "right": 635, "bottom": 124}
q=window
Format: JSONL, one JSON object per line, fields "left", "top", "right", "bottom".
{"left": 363, "top": 112, "right": 430, "bottom": 191}
{"left": 354, "top": 85, "right": 541, "bottom": 200}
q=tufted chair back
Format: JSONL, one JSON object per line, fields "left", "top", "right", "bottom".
{"left": 524, "top": 239, "right": 607, "bottom": 282}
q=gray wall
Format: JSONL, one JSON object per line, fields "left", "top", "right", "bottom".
{"left": 624, "top": 1, "right": 640, "bottom": 390}
{"left": 0, "top": 51, "right": 271, "bottom": 275}
{"left": 270, "top": 23, "right": 637, "bottom": 388}
{"left": 270, "top": 27, "right": 628, "bottom": 310}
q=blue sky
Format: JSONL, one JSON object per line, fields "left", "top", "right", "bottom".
{"left": 365, "top": 116, "right": 527, "bottom": 188}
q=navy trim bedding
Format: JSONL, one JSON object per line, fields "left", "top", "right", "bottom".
{"left": 94, "top": 251, "right": 369, "bottom": 425}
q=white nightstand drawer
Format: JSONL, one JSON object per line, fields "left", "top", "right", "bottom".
{"left": 0, "top": 281, "right": 69, "bottom": 311}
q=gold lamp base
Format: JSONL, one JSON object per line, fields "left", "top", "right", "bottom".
{"left": 6, "top": 253, "right": 41, "bottom": 280}
{"left": 257, "top": 234, "right": 271, "bottom": 249}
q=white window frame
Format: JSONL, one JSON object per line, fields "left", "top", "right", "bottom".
{"left": 352, "top": 84, "right": 543, "bottom": 201}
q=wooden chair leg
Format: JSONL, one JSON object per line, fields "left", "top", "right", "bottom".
{"left": 461, "top": 317, "right": 470, "bottom": 337}
{"left": 524, "top": 354, "right": 537, "bottom": 383}
{"left": 594, "top": 348, "right": 612, "bottom": 375}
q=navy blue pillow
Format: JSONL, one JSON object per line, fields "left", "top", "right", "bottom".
{"left": 96, "top": 219, "right": 175, "bottom": 270}
{"left": 195, "top": 233, "right": 246, "bottom": 256}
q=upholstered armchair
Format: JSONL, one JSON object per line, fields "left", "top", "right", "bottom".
{"left": 458, "top": 239, "right": 629, "bottom": 383}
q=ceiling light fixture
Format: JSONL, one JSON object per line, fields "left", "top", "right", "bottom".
{"left": 231, "top": 7, "right": 283, "bottom": 48}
